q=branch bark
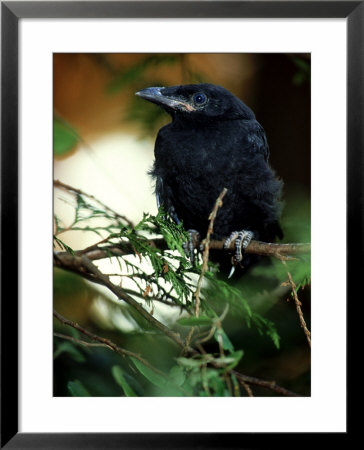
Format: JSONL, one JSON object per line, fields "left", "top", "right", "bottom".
{"left": 54, "top": 252, "right": 187, "bottom": 350}
{"left": 54, "top": 238, "right": 310, "bottom": 264}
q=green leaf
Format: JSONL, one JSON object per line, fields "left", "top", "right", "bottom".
{"left": 177, "top": 316, "right": 213, "bottom": 327}
{"left": 214, "top": 328, "right": 234, "bottom": 352}
{"left": 54, "top": 341, "right": 86, "bottom": 363}
{"left": 213, "top": 351, "right": 242, "bottom": 366}
{"left": 176, "top": 354, "right": 216, "bottom": 369}
{"left": 209, "top": 373, "right": 226, "bottom": 397}
{"left": 131, "top": 357, "right": 167, "bottom": 389}
{"left": 111, "top": 366, "right": 137, "bottom": 397}
{"left": 169, "top": 365, "right": 186, "bottom": 386}
{"left": 67, "top": 380, "right": 90, "bottom": 397}
{"left": 53, "top": 235, "right": 75, "bottom": 255}
{"left": 251, "top": 314, "right": 281, "bottom": 349}
{"left": 176, "top": 356, "right": 206, "bottom": 369}
{"left": 54, "top": 117, "right": 80, "bottom": 157}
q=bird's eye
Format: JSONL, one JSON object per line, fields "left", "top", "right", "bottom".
{"left": 192, "top": 93, "right": 207, "bottom": 106}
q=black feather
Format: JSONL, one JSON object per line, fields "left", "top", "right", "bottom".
{"left": 137, "top": 83, "right": 283, "bottom": 276}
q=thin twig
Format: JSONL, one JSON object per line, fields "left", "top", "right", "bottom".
{"left": 78, "top": 235, "right": 119, "bottom": 256}
{"left": 194, "top": 188, "right": 228, "bottom": 317}
{"left": 195, "top": 342, "right": 297, "bottom": 396}
{"left": 53, "top": 311, "right": 189, "bottom": 395}
{"left": 232, "top": 371, "right": 299, "bottom": 397}
{"left": 54, "top": 179, "right": 134, "bottom": 227}
{"left": 183, "top": 328, "right": 195, "bottom": 354}
{"left": 54, "top": 332, "right": 115, "bottom": 349}
{"left": 195, "top": 326, "right": 217, "bottom": 345}
{"left": 240, "top": 379, "right": 254, "bottom": 397}
{"left": 280, "top": 259, "right": 311, "bottom": 347}
{"left": 81, "top": 255, "right": 188, "bottom": 349}
{"left": 54, "top": 252, "right": 188, "bottom": 350}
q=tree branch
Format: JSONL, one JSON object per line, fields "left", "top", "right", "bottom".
{"left": 232, "top": 371, "right": 299, "bottom": 397}
{"left": 54, "top": 238, "right": 310, "bottom": 264}
{"left": 54, "top": 252, "right": 187, "bottom": 350}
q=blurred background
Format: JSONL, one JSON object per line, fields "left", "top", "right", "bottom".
{"left": 54, "top": 53, "right": 311, "bottom": 396}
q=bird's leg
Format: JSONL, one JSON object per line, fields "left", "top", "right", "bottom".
{"left": 224, "top": 230, "right": 254, "bottom": 278}
{"left": 182, "top": 229, "right": 201, "bottom": 263}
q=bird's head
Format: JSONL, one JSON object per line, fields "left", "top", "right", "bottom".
{"left": 135, "top": 83, "right": 255, "bottom": 122}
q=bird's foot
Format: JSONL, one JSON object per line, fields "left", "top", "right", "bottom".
{"left": 224, "top": 230, "right": 254, "bottom": 278}
{"left": 182, "top": 229, "right": 201, "bottom": 263}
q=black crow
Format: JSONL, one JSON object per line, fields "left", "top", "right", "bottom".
{"left": 136, "top": 83, "right": 283, "bottom": 277}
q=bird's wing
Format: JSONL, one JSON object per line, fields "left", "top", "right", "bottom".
{"left": 248, "top": 122, "right": 270, "bottom": 161}
{"left": 155, "top": 176, "right": 181, "bottom": 224}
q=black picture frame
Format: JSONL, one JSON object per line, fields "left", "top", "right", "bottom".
{"left": 1, "top": 1, "right": 359, "bottom": 448}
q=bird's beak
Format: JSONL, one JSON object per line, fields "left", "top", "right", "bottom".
{"left": 135, "top": 87, "right": 165, "bottom": 103}
{"left": 135, "top": 87, "right": 195, "bottom": 112}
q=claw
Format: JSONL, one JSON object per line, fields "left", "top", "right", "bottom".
{"left": 228, "top": 265, "right": 236, "bottom": 279}
{"left": 234, "top": 230, "right": 254, "bottom": 262}
{"left": 182, "top": 229, "right": 200, "bottom": 263}
{"left": 224, "top": 230, "right": 254, "bottom": 277}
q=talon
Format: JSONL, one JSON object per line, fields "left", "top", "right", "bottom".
{"left": 224, "top": 230, "right": 254, "bottom": 275}
{"left": 224, "top": 231, "right": 239, "bottom": 251}
{"left": 188, "top": 236, "right": 194, "bottom": 261}
{"left": 183, "top": 229, "right": 200, "bottom": 263}
{"left": 228, "top": 265, "right": 236, "bottom": 279}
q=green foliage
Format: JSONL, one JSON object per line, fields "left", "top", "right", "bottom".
{"left": 53, "top": 235, "right": 75, "bottom": 255}
{"left": 251, "top": 191, "right": 311, "bottom": 302}
{"left": 106, "top": 55, "right": 180, "bottom": 136}
{"left": 54, "top": 182, "right": 310, "bottom": 397}
{"left": 215, "top": 328, "right": 234, "bottom": 352}
{"left": 106, "top": 54, "right": 179, "bottom": 94}
{"left": 130, "top": 358, "right": 169, "bottom": 389}
{"left": 280, "top": 188, "right": 311, "bottom": 244}
{"left": 249, "top": 314, "right": 281, "bottom": 349}
{"left": 53, "top": 117, "right": 80, "bottom": 157}
{"left": 177, "top": 316, "right": 213, "bottom": 327}
{"left": 203, "top": 274, "right": 281, "bottom": 349}
{"left": 54, "top": 188, "right": 131, "bottom": 239}
{"left": 112, "top": 366, "right": 137, "bottom": 397}
{"left": 169, "top": 365, "right": 186, "bottom": 386}
{"left": 292, "top": 55, "right": 311, "bottom": 86}
{"left": 174, "top": 350, "right": 244, "bottom": 396}
{"left": 67, "top": 380, "right": 91, "bottom": 397}
{"left": 54, "top": 341, "right": 87, "bottom": 363}
{"left": 127, "top": 97, "right": 169, "bottom": 136}
{"left": 105, "top": 54, "right": 210, "bottom": 137}
{"left": 53, "top": 269, "right": 88, "bottom": 297}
